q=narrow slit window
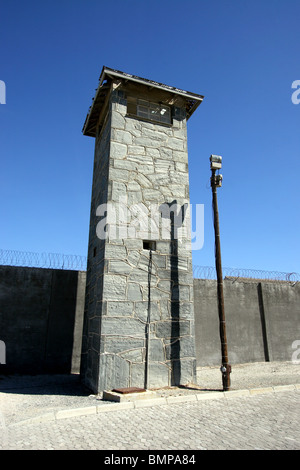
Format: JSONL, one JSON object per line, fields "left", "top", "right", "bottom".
{"left": 143, "top": 240, "right": 156, "bottom": 251}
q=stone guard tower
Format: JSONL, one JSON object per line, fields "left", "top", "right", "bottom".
{"left": 81, "top": 67, "right": 204, "bottom": 393}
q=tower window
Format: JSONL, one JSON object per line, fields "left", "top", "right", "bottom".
{"left": 127, "top": 97, "right": 171, "bottom": 125}
{"left": 137, "top": 100, "right": 171, "bottom": 124}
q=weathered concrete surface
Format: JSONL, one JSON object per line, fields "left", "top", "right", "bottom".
{"left": 260, "top": 282, "right": 300, "bottom": 361}
{"left": 1, "top": 268, "right": 299, "bottom": 376}
{"left": 0, "top": 266, "right": 86, "bottom": 374}
{"left": 0, "top": 266, "right": 300, "bottom": 377}
{"left": 194, "top": 278, "right": 300, "bottom": 366}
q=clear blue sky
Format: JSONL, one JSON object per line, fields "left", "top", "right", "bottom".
{"left": 1, "top": 0, "right": 299, "bottom": 274}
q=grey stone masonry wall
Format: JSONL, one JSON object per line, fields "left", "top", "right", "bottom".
{"left": 81, "top": 86, "right": 197, "bottom": 394}
{"left": 80, "top": 107, "right": 111, "bottom": 391}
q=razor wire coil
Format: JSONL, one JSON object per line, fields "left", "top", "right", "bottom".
{"left": 193, "top": 265, "right": 300, "bottom": 283}
{"left": 0, "top": 249, "right": 298, "bottom": 282}
{"left": 0, "top": 249, "right": 87, "bottom": 271}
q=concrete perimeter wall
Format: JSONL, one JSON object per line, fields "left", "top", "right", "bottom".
{"left": 194, "top": 278, "right": 300, "bottom": 366}
{"left": 0, "top": 266, "right": 86, "bottom": 374}
{"left": 0, "top": 266, "right": 299, "bottom": 374}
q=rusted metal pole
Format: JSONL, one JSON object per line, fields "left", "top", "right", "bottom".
{"left": 211, "top": 169, "right": 231, "bottom": 391}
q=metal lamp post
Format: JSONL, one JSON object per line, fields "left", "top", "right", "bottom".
{"left": 210, "top": 155, "right": 231, "bottom": 391}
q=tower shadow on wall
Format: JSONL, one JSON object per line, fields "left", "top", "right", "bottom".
{"left": 160, "top": 201, "right": 188, "bottom": 386}
{"left": 144, "top": 248, "right": 152, "bottom": 390}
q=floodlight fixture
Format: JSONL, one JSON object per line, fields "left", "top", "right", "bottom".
{"left": 210, "top": 154, "right": 222, "bottom": 170}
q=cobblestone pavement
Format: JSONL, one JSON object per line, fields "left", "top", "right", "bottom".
{"left": 0, "top": 361, "right": 299, "bottom": 450}
{"left": 0, "top": 389, "right": 299, "bottom": 450}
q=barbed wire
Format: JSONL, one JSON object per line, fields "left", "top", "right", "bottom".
{"left": 0, "top": 249, "right": 298, "bottom": 283}
{"left": 193, "top": 265, "right": 300, "bottom": 283}
{"left": 0, "top": 249, "right": 87, "bottom": 271}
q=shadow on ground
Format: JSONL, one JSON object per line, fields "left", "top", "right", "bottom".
{"left": 0, "top": 374, "right": 91, "bottom": 397}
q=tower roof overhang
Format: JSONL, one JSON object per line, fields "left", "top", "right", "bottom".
{"left": 82, "top": 66, "right": 204, "bottom": 138}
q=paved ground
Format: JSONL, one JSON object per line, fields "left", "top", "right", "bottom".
{"left": 0, "top": 361, "right": 299, "bottom": 450}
